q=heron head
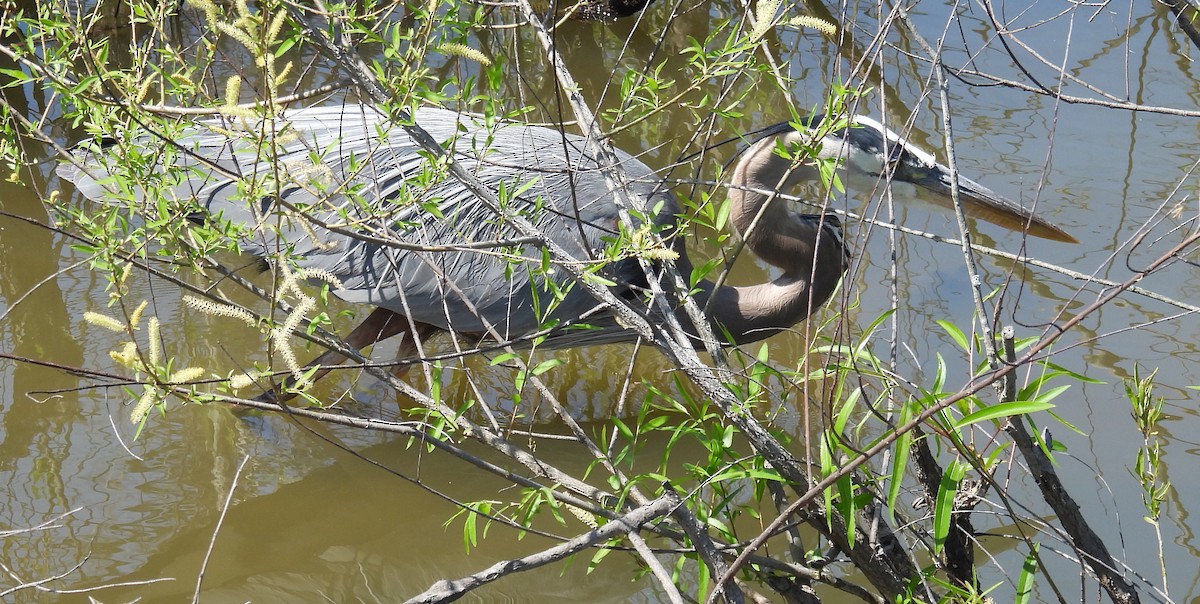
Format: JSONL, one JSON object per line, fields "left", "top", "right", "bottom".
{"left": 807, "top": 115, "right": 1077, "bottom": 243}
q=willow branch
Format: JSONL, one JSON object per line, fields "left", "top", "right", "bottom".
{"left": 1001, "top": 331, "right": 1141, "bottom": 604}
{"left": 713, "top": 226, "right": 1200, "bottom": 603}
{"left": 664, "top": 485, "right": 744, "bottom": 604}
{"left": 506, "top": 3, "right": 924, "bottom": 598}
{"left": 192, "top": 455, "right": 250, "bottom": 604}
{"left": 403, "top": 497, "right": 675, "bottom": 604}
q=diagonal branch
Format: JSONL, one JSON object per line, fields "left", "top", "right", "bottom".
{"left": 403, "top": 496, "right": 676, "bottom": 604}
{"left": 506, "top": 3, "right": 926, "bottom": 599}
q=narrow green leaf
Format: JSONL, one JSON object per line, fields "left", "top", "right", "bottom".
{"left": 1016, "top": 370, "right": 1062, "bottom": 400}
{"left": 707, "top": 467, "right": 786, "bottom": 483}
{"left": 855, "top": 309, "right": 896, "bottom": 358}
{"left": 429, "top": 363, "right": 442, "bottom": 405}
{"left": 613, "top": 417, "right": 634, "bottom": 439}
{"left": 715, "top": 198, "right": 731, "bottom": 231}
{"left": 511, "top": 175, "right": 540, "bottom": 198}
{"left": 886, "top": 404, "right": 914, "bottom": 520}
{"left": 589, "top": 539, "right": 615, "bottom": 570}
{"left": 643, "top": 415, "right": 668, "bottom": 431}
{"left": 933, "top": 460, "right": 968, "bottom": 555}
{"left": 489, "top": 352, "right": 519, "bottom": 366}
{"left": 1015, "top": 543, "right": 1040, "bottom": 604}
{"left": 1029, "top": 383, "right": 1071, "bottom": 404}
{"left": 955, "top": 401, "right": 1054, "bottom": 429}
{"left": 819, "top": 435, "right": 835, "bottom": 531}
{"left": 275, "top": 36, "right": 298, "bottom": 55}
{"left": 937, "top": 320, "right": 969, "bottom": 351}
{"left": 584, "top": 273, "right": 618, "bottom": 287}
{"left": 837, "top": 473, "right": 856, "bottom": 547}
{"left": 1040, "top": 360, "right": 1105, "bottom": 384}
{"left": 531, "top": 358, "right": 563, "bottom": 376}
{"left": 833, "top": 387, "right": 860, "bottom": 435}
{"left": 932, "top": 353, "right": 947, "bottom": 394}
{"left": 1046, "top": 410, "right": 1085, "bottom": 435}
{"left": 0, "top": 68, "right": 33, "bottom": 86}
{"left": 464, "top": 507, "right": 479, "bottom": 549}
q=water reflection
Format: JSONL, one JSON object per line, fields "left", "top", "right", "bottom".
{"left": 5, "top": 0, "right": 1200, "bottom": 601}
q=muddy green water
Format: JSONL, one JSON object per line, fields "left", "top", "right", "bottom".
{"left": 3, "top": 1, "right": 1200, "bottom": 601}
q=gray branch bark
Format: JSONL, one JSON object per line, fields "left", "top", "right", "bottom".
{"left": 404, "top": 497, "right": 675, "bottom": 604}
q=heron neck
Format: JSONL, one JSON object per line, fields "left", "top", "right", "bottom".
{"left": 727, "top": 135, "right": 819, "bottom": 266}
{"left": 685, "top": 276, "right": 837, "bottom": 345}
{"left": 676, "top": 135, "right": 841, "bottom": 345}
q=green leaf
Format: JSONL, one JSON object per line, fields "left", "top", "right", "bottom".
{"left": 1015, "top": 543, "right": 1040, "bottom": 604}
{"left": 707, "top": 467, "right": 785, "bottom": 483}
{"left": 1029, "top": 383, "right": 1071, "bottom": 404}
{"left": 836, "top": 473, "right": 857, "bottom": 547}
{"left": 1046, "top": 410, "right": 1085, "bottom": 435}
{"left": 643, "top": 415, "right": 668, "bottom": 431}
{"left": 613, "top": 418, "right": 635, "bottom": 440}
{"left": 933, "top": 460, "right": 968, "bottom": 555}
{"left": 832, "top": 387, "right": 860, "bottom": 435}
{"left": 0, "top": 68, "right": 33, "bottom": 87}
{"left": 511, "top": 175, "right": 540, "bottom": 199}
{"left": 589, "top": 539, "right": 615, "bottom": 570}
{"left": 584, "top": 273, "right": 618, "bottom": 287}
{"left": 855, "top": 309, "right": 896, "bottom": 359}
{"left": 715, "top": 198, "right": 731, "bottom": 231}
{"left": 955, "top": 401, "right": 1054, "bottom": 429}
{"left": 937, "top": 320, "right": 969, "bottom": 352}
{"left": 489, "top": 352, "right": 519, "bottom": 366}
{"left": 1040, "top": 360, "right": 1105, "bottom": 384}
{"left": 531, "top": 358, "right": 563, "bottom": 376}
{"left": 886, "top": 404, "right": 914, "bottom": 520}
{"left": 931, "top": 353, "right": 947, "bottom": 394}
{"left": 464, "top": 511, "right": 478, "bottom": 548}
{"left": 819, "top": 435, "right": 835, "bottom": 531}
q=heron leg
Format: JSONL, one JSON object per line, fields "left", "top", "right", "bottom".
{"left": 258, "top": 307, "right": 432, "bottom": 403}
{"left": 387, "top": 320, "right": 442, "bottom": 379}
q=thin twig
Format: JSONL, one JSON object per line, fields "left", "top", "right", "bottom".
{"left": 712, "top": 229, "right": 1200, "bottom": 603}
{"left": 193, "top": 454, "right": 251, "bottom": 603}
{"left": 1001, "top": 332, "right": 1141, "bottom": 604}
{"left": 627, "top": 531, "right": 687, "bottom": 604}
{"left": 107, "top": 410, "right": 144, "bottom": 461}
{"left": 137, "top": 79, "right": 353, "bottom": 114}
{"left": 664, "top": 485, "right": 744, "bottom": 604}
{"left": 0, "top": 508, "right": 83, "bottom": 538}
{"left": 893, "top": 3, "right": 998, "bottom": 369}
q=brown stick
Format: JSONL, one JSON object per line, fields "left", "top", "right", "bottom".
{"left": 1001, "top": 330, "right": 1141, "bottom": 604}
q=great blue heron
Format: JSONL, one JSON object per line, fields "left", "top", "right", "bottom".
{"left": 58, "top": 106, "right": 1071, "bottom": 395}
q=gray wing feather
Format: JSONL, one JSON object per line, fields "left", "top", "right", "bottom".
{"left": 58, "top": 106, "right": 677, "bottom": 342}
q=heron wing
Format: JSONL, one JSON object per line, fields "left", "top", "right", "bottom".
{"left": 58, "top": 106, "right": 677, "bottom": 343}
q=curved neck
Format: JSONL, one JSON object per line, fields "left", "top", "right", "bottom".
{"left": 675, "top": 134, "right": 844, "bottom": 345}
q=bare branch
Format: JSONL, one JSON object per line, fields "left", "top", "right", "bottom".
{"left": 403, "top": 496, "right": 675, "bottom": 603}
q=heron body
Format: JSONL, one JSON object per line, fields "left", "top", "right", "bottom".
{"left": 58, "top": 105, "right": 1069, "bottom": 394}
{"left": 569, "top": 0, "right": 655, "bottom": 20}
